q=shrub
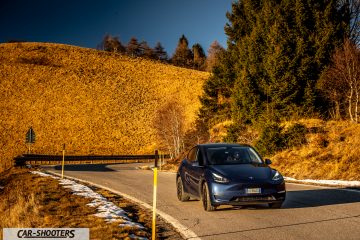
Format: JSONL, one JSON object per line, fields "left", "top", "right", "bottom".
{"left": 285, "top": 123, "right": 307, "bottom": 148}
{"left": 223, "top": 124, "right": 243, "bottom": 143}
{"left": 255, "top": 122, "right": 285, "bottom": 155}
{"left": 18, "top": 56, "right": 54, "bottom": 66}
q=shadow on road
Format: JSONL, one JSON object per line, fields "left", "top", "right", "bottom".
{"left": 196, "top": 213, "right": 360, "bottom": 239}
{"left": 213, "top": 188, "right": 360, "bottom": 212}
{"left": 53, "top": 164, "right": 116, "bottom": 172}
{"left": 283, "top": 188, "right": 360, "bottom": 209}
{"left": 197, "top": 188, "right": 360, "bottom": 238}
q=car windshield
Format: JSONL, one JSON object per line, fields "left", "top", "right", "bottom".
{"left": 205, "top": 146, "right": 263, "bottom": 165}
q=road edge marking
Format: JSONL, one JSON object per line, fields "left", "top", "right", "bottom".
{"left": 286, "top": 182, "right": 360, "bottom": 193}
{"left": 45, "top": 170, "right": 201, "bottom": 240}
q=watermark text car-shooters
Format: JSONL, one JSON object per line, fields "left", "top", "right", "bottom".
{"left": 3, "top": 228, "right": 89, "bottom": 240}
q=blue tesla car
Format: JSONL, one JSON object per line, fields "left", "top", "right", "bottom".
{"left": 176, "top": 143, "right": 286, "bottom": 211}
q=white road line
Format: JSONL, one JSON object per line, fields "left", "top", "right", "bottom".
{"left": 45, "top": 170, "right": 201, "bottom": 240}
{"left": 286, "top": 182, "right": 360, "bottom": 193}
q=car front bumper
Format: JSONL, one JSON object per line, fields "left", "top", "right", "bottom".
{"left": 209, "top": 180, "right": 286, "bottom": 206}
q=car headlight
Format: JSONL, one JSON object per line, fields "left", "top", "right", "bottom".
{"left": 212, "top": 172, "right": 229, "bottom": 183}
{"left": 272, "top": 171, "right": 283, "bottom": 181}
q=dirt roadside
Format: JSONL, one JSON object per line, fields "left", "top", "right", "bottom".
{"left": 0, "top": 167, "right": 182, "bottom": 240}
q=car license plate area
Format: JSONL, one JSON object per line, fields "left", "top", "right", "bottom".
{"left": 233, "top": 195, "right": 275, "bottom": 202}
{"left": 245, "top": 188, "right": 261, "bottom": 194}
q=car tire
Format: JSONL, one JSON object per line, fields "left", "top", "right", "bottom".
{"left": 269, "top": 202, "right": 283, "bottom": 209}
{"left": 202, "top": 183, "right": 216, "bottom": 211}
{"left": 176, "top": 177, "right": 190, "bottom": 202}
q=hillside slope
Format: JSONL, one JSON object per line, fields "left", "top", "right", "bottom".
{"left": 0, "top": 42, "right": 209, "bottom": 171}
{"left": 162, "top": 119, "right": 360, "bottom": 181}
{"left": 271, "top": 119, "right": 360, "bottom": 181}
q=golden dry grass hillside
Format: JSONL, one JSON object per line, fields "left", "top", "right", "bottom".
{"left": 271, "top": 119, "right": 360, "bottom": 181}
{"left": 0, "top": 42, "right": 209, "bottom": 171}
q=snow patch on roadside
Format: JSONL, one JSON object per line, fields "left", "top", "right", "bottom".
{"left": 32, "top": 170, "right": 60, "bottom": 179}
{"left": 285, "top": 177, "right": 360, "bottom": 187}
{"left": 31, "top": 171, "right": 146, "bottom": 237}
{"left": 129, "top": 234, "right": 148, "bottom": 240}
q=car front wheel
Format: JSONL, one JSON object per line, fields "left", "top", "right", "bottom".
{"left": 202, "top": 183, "right": 216, "bottom": 211}
{"left": 176, "top": 177, "right": 190, "bottom": 202}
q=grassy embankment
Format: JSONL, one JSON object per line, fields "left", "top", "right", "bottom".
{"left": 0, "top": 168, "right": 181, "bottom": 240}
{"left": 0, "top": 42, "right": 209, "bottom": 172}
{"left": 271, "top": 119, "right": 360, "bottom": 181}
{"left": 162, "top": 119, "right": 360, "bottom": 181}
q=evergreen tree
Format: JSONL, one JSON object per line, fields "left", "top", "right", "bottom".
{"left": 221, "top": 0, "right": 266, "bottom": 124}
{"left": 171, "top": 34, "right": 193, "bottom": 68}
{"left": 126, "top": 37, "right": 141, "bottom": 57}
{"left": 139, "top": 41, "right": 155, "bottom": 59}
{"left": 154, "top": 42, "right": 168, "bottom": 61}
{"left": 192, "top": 43, "right": 206, "bottom": 70}
{"left": 199, "top": 51, "right": 235, "bottom": 126}
{"left": 200, "top": 0, "right": 351, "bottom": 127}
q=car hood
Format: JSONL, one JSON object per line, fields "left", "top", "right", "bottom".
{"left": 208, "top": 164, "right": 272, "bottom": 181}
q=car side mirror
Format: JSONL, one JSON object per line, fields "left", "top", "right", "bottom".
{"left": 192, "top": 161, "right": 203, "bottom": 167}
{"left": 265, "top": 159, "right": 272, "bottom": 165}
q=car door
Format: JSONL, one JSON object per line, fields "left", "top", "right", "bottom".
{"left": 184, "top": 146, "right": 204, "bottom": 198}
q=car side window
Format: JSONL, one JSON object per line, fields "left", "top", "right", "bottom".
{"left": 187, "top": 147, "right": 198, "bottom": 162}
{"left": 248, "top": 148, "right": 262, "bottom": 163}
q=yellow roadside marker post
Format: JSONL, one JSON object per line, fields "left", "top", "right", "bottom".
{"left": 152, "top": 167, "right": 158, "bottom": 239}
{"left": 61, "top": 144, "right": 65, "bottom": 179}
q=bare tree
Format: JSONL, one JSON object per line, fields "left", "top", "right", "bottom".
{"left": 153, "top": 101, "right": 185, "bottom": 157}
{"left": 319, "top": 68, "right": 347, "bottom": 120}
{"left": 205, "top": 40, "right": 225, "bottom": 72}
{"left": 321, "top": 39, "right": 360, "bottom": 122}
{"left": 98, "top": 34, "right": 125, "bottom": 53}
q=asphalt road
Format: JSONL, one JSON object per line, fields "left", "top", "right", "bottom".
{"left": 43, "top": 163, "right": 360, "bottom": 240}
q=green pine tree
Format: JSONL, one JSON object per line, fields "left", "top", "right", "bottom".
{"left": 171, "top": 34, "right": 193, "bottom": 68}
{"left": 154, "top": 42, "right": 168, "bottom": 62}
{"left": 201, "top": 0, "right": 350, "bottom": 128}
{"left": 192, "top": 43, "right": 206, "bottom": 71}
{"left": 126, "top": 37, "right": 141, "bottom": 57}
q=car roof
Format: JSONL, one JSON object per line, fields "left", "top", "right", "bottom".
{"left": 197, "top": 143, "right": 251, "bottom": 148}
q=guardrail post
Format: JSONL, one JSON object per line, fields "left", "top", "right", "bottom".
{"left": 154, "top": 150, "right": 159, "bottom": 168}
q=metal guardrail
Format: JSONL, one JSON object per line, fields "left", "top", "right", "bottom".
{"left": 14, "top": 153, "right": 170, "bottom": 166}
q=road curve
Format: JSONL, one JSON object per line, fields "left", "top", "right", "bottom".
{"left": 43, "top": 164, "right": 360, "bottom": 240}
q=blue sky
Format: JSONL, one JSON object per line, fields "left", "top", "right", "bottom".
{"left": 0, "top": 0, "right": 233, "bottom": 55}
